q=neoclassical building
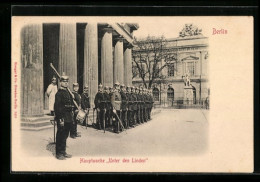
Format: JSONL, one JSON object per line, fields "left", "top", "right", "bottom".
{"left": 132, "top": 34, "right": 209, "bottom": 107}
{"left": 20, "top": 23, "right": 138, "bottom": 129}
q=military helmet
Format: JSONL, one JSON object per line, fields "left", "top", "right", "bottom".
{"left": 84, "top": 85, "right": 89, "bottom": 89}
{"left": 114, "top": 81, "right": 120, "bottom": 86}
{"left": 60, "top": 75, "right": 69, "bottom": 82}
{"left": 73, "top": 83, "right": 79, "bottom": 87}
{"left": 120, "top": 84, "right": 126, "bottom": 88}
{"left": 104, "top": 86, "right": 109, "bottom": 90}
{"left": 98, "top": 83, "right": 103, "bottom": 88}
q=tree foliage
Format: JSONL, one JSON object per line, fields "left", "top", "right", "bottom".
{"left": 132, "top": 35, "right": 177, "bottom": 89}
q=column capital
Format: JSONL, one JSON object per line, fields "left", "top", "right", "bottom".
{"left": 124, "top": 42, "right": 134, "bottom": 49}
{"left": 102, "top": 25, "right": 113, "bottom": 33}
{"left": 114, "top": 35, "right": 124, "bottom": 42}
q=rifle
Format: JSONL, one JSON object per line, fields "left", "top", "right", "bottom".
{"left": 93, "top": 108, "right": 95, "bottom": 126}
{"left": 114, "top": 110, "right": 127, "bottom": 134}
{"left": 103, "top": 109, "right": 106, "bottom": 133}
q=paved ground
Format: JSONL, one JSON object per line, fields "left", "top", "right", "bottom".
{"left": 21, "top": 109, "right": 209, "bottom": 157}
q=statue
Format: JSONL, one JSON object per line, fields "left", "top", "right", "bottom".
{"left": 183, "top": 72, "right": 191, "bottom": 86}
{"left": 179, "top": 24, "right": 202, "bottom": 38}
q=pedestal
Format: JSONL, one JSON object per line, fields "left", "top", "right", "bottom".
{"left": 183, "top": 86, "right": 194, "bottom": 105}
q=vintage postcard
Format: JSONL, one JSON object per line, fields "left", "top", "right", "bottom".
{"left": 11, "top": 16, "right": 253, "bottom": 172}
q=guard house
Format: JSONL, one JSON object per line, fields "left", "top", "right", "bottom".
{"left": 20, "top": 23, "right": 139, "bottom": 130}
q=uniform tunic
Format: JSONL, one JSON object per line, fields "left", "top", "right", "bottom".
{"left": 54, "top": 88, "right": 74, "bottom": 155}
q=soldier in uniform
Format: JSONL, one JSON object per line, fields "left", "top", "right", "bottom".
{"left": 131, "top": 86, "right": 137, "bottom": 127}
{"left": 143, "top": 88, "right": 148, "bottom": 122}
{"left": 104, "top": 86, "right": 112, "bottom": 128}
{"left": 81, "top": 85, "right": 90, "bottom": 128}
{"left": 139, "top": 86, "right": 144, "bottom": 124}
{"left": 108, "top": 87, "right": 114, "bottom": 127}
{"left": 54, "top": 75, "right": 73, "bottom": 160}
{"left": 94, "top": 84, "right": 106, "bottom": 130}
{"left": 70, "top": 83, "right": 81, "bottom": 138}
{"left": 135, "top": 87, "right": 141, "bottom": 125}
{"left": 111, "top": 82, "right": 122, "bottom": 133}
{"left": 120, "top": 84, "right": 128, "bottom": 128}
{"left": 126, "top": 86, "right": 133, "bottom": 128}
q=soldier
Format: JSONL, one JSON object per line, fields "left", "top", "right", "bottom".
{"left": 111, "top": 82, "right": 122, "bottom": 133}
{"left": 126, "top": 86, "right": 133, "bottom": 128}
{"left": 131, "top": 86, "right": 137, "bottom": 126}
{"left": 139, "top": 86, "right": 144, "bottom": 124}
{"left": 94, "top": 84, "right": 106, "bottom": 130}
{"left": 135, "top": 87, "right": 141, "bottom": 125}
{"left": 108, "top": 87, "right": 114, "bottom": 126}
{"left": 120, "top": 84, "right": 128, "bottom": 128}
{"left": 147, "top": 89, "right": 152, "bottom": 120}
{"left": 70, "top": 83, "right": 81, "bottom": 138}
{"left": 81, "top": 85, "right": 90, "bottom": 128}
{"left": 104, "top": 86, "right": 112, "bottom": 128}
{"left": 54, "top": 75, "right": 73, "bottom": 160}
{"left": 143, "top": 88, "right": 148, "bottom": 122}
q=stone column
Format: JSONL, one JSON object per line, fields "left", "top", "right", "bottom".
{"left": 84, "top": 23, "right": 98, "bottom": 108}
{"left": 21, "top": 24, "right": 44, "bottom": 117}
{"left": 123, "top": 44, "right": 133, "bottom": 86}
{"left": 101, "top": 27, "right": 113, "bottom": 87}
{"left": 59, "top": 23, "right": 77, "bottom": 89}
{"left": 113, "top": 37, "right": 124, "bottom": 85}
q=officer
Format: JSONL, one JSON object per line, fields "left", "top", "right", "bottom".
{"left": 126, "top": 86, "right": 133, "bottom": 128}
{"left": 81, "top": 85, "right": 90, "bottom": 128}
{"left": 94, "top": 84, "right": 106, "bottom": 130}
{"left": 104, "top": 86, "right": 112, "bottom": 128}
{"left": 70, "top": 83, "right": 81, "bottom": 138}
{"left": 54, "top": 74, "right": 73, "bottom": 160}
{"left": 111, "top": 82, "right": 122, "bottom": 133}
{"left": 120, "top": 84, "right": 128, "bottom": 128}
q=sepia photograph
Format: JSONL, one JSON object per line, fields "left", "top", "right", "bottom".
{"left": 11, "top": 16, "right": 253, "bottom": 172}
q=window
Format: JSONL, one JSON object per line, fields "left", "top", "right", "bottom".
{"left": 167, "top": 63, "right": 174, "bottom": 77}
{"left": 186, "top": 62, "right": 195, "bottom": 76}
{"left": 167, "top": 88, "right": 174, "bottom": 100}
{"left": 153, "top": 88, "right": 159, "bottom": 101}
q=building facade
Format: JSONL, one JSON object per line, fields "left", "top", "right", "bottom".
{"left": 132, "top": 35, "right": 209, "bottom": 107}
{"left": 20, "top": 22, "right": 138, "bottom": 129}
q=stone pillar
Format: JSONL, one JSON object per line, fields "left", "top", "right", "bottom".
{"left": 101, "top": 27, "right": 113, "bottom": 87}
{"left": 113, "top": 37, "right": 124, "bottom": 85}
{"left": 124, "top": 44, "right": 133, "bottom": 86}
{"left": 84, "top": 23, "right": 98, "bottom": 108}
{"left": 59, "top": 23, "right": 77, "bottom": 89}
{"left": 21, "top": 24, "right": 44, "bottom": 117}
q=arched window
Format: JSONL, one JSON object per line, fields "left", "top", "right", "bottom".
{"left": 153, "top": 88, "right": 159, "bottom": 101}
{"left": 167, "top": 87, "right": 174, "bottom": 101}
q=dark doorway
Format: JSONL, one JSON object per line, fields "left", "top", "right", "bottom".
{"left": 43, "top": 23, "right": 60, "bottom": 109}
{"left": 76, "top": 23, "right": 86, "bottom": 94}
{"left": 192, "top": 86, "right": 196, "bottom": 104}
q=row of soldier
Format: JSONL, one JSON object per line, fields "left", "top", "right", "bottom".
{"left": 94, "top": 82, "right": 154, "bottom": 133}
{"left": 53, "top": 74, "right": 153, "bottom": 160}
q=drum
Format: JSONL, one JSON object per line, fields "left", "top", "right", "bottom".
{"left": 76, "top": 109, "right": 86, "bottom": 124}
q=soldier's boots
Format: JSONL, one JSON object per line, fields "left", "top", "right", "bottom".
{"left": 63, "top": 152, "right": 72, "bottom": 158}
{"left": 56, "top": 154, "right": 66, "bottom": 160}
